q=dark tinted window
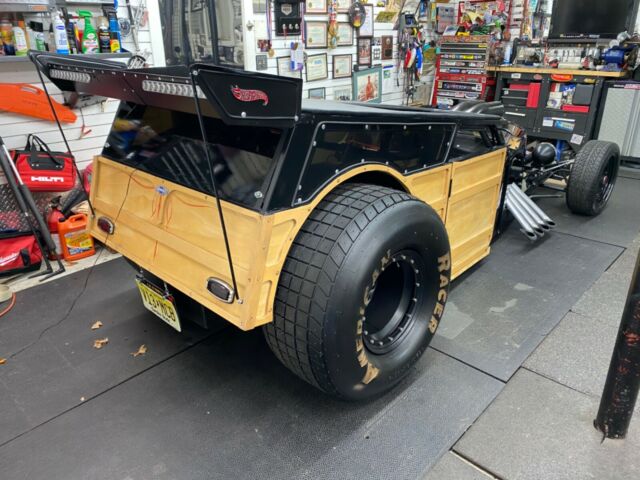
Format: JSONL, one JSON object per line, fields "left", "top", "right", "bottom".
{"left": 449, "top": 128, "right": 495, "bottom": 160}
{"left": 103, "top": 103, "right": 281, "bottom": 208}
{"left": 298, "top": 123, "right": 454, "bottom": 200}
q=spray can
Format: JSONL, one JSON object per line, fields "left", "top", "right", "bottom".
{"left": 98, "top": 16, "right": 110, "bottom": 53}
{"left": 104, "top": 7, "right": 121, "bottom": 53}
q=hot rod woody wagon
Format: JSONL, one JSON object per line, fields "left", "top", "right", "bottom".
{"left": 31, "top": 52, "right": 619, "bottom": 400}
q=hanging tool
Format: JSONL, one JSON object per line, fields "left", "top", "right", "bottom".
{"left": 0, "top": 136, "right": 65, "bottom": 280}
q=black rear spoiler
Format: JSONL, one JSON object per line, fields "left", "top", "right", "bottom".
{"left": 29, "top": 51, "right": 303, "bottom": 128}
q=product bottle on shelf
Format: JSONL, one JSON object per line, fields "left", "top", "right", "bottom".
{"left": 53, "top": 11, "right": 70, "bottom": 54}
{"left": 13, "top": 20, "right": 28, "bottom": 56}
{"left": 30, "top": 21, "right": 46, "bottom": 51}
{"left": 78, "top": 10, "right": 98, "bottom": 53}
{"left": 0, "top": 18, "right": 15, "bottom": 55}
{"left": 97, "top": 16, "right": 110, "bottom": 53}
{"left": 24, "top": 21, "right": 34, "bottom": 50}
{"left": 104, "top": 7, "right": 121, "bottom": 53}
{"left": 47, "top": 23, "right": 55, "bottom": 52}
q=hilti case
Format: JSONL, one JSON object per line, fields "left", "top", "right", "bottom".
{"left": 12, "top": 135, "right": 76, "bottom": 192}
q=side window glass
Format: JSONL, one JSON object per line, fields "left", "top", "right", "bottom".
{"left": 449, "top": 128, "right": 494, "bottom": 160}
{"left": 298, "top": 123, "right": 454, "bottom": 200}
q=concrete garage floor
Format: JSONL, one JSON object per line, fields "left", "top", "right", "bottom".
{"left": 1, "top": 171, "right": 639, "bottom": 480}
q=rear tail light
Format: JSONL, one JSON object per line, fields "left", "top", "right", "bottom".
{"left": 97, "top": 216, "right": 115, "bottom": 234}
{"left": 207, "top": 278, "right": 234, "bottom": 303}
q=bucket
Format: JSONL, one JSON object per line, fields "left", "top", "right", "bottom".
{"left": 58, "top": 213, "right": 95, "bottom": 261}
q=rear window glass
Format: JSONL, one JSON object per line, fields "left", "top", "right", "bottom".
{"left": 102, "top": 103, "right": 281, "bottom": 208}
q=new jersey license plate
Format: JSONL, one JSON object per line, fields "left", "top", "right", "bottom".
{"left": 136, "top": 278, "right": 181, "bottom": 332}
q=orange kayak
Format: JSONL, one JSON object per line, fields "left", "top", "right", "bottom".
{"left": 0, "top": 83, "right": 77, "bottom": 123}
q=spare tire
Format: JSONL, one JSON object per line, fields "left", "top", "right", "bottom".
{"left": 566, "top": 140, "right": 620, "bottom": 216}
{"left": 263, "top": 183, "right": 451, "bottom": 400}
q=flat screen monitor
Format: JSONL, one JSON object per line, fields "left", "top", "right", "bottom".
{"left": 549, "top": 0, "right": 638, "bottom": 40}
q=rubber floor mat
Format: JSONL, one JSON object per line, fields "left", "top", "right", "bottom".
{"left": 431, "top": 227, "right": 622, "bottom": 381}
{"left": 0, "top": 329, "right": 502, "bottom": 480}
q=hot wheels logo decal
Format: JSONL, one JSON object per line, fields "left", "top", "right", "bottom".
{"left": 230, "top": 85, "right": 269, "bottom": 106}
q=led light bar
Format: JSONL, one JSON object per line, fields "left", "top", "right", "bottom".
{"left": 142, "top": 80, "right": 205, "bottom": 98}
{"left": 49, "top": 69, "right": 92, "bottom": 84}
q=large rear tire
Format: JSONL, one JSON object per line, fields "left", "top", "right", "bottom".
{"left": 263, "top": 184, "right": 451, "bottom": 400}
{"left": 566, "top": 140, "right": 620, "bottom": 216}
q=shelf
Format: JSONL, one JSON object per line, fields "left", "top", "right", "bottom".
{"left": 58, "top": 0, "right": 112, "bottom": 4}
{"left": 0, "top": 55, "right": 30, "bottom": 63}
{"left": 0, "top": 0, "right": 51, "bottom": 13}
{"left": 0, "top": 52, "right": 130, "bottom": 65}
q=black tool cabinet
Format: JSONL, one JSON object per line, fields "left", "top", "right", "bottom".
{"left": 492, "top": 67, "right": 627, "bottom": 151}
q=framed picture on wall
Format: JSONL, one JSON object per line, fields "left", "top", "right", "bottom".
{"left": 352, "top": 66, "right": 382, "bottom": 103}
{"left": 357, "top": 37, "right": 372, "bottom": 66}
{"left": 255, "top": 54, "right": 268, "bottom": 71}
{"left": 358, "top": 4, "right": 374, "bottom": 37}
{"left": 382, "top": 35, "right": 394, "bottom": 60}
{"left": 332, "top": 54, "right": 353, "bottom": 78}
{"left": 306, "top": 21, "right": 328, "bottom": 48}
{"left": 309, "top": 87, "right": 326, "bottom": 99}
{"left": 334, "top": 86, "right": 352, "bottom": 101}
{"left": 277, "top": 56, "right": 302, "bottom": 78}
{"left": 306, "top": 53, "right": 329, "bottom": 81}
{"left": 306, "top": 0, "right": 328, "bottom": 13}
{"left": 336, "top": 0, "right": 351, "bottom": 12}
{"left": 372, "top": 45, "right": 381, "bottom": 61}
{"left": 337, "top": 22, "right": 353, "bottom": 46}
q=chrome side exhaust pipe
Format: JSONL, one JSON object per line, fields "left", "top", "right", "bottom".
{"left": 509, "top": 183, "right": 557, "bottom": 228}
{"left": 506, "top": 191, "right": 543, "bottom": 240}
{"left": 508, "top": 185, "right": 550, "bottom": 232}
{"left": 505, "top": 184, "right": 556, "bottom": 241}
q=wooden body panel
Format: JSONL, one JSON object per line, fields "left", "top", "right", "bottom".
{"left": 91, "top": 150, "right": 504, "bottom": 330}
{"left": 445, "top": 149, "right": 507, "bottom": 278}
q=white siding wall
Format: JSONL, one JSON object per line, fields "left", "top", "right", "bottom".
{"left": 0, "top": 0, "right": 155, "bottom": 169}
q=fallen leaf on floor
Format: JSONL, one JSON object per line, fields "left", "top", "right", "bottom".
{"left": 0, "top": 358, "right": 6, "bottom": 365}
{"left": 91, "top": 321, "right": 103, "bottom": 330}
{"left": 131, "top": 344, "right": 147, "bottom": 357}
{"left": 93, "top": 338, "right": 109, "bottom": 349}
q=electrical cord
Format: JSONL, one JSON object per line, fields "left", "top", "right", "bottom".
{"left": 0, "top": 292, "right": 16, "bottom": 318}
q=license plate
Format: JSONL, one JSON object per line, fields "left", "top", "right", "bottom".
{"left": 136, "top": 278, "right": 181, "bottom": 332}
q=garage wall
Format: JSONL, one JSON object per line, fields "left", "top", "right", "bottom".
{"left": 249, "top": 4, "right": 437, "bottom": 105}
{"left": 0, "top": 0, "right": 159, "bottom": 169}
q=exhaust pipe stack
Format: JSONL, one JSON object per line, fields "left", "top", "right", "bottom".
{"left": 505, "top": 184, "right": 556, "bottom": 241}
